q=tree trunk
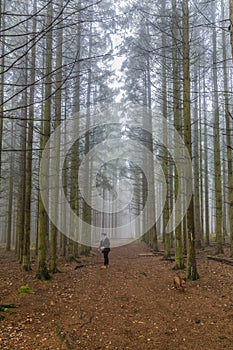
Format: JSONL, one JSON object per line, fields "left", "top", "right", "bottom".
{"left": 212, "top": 1, "right": 223, "bottom": 255}
{"left": 202, "top": 70, "right": 210, "bottom": 246}
{"left": 6, "top": 120, "right": 14, "bottom": 251}
{"left": 229, "top": 0, "right": 233, "bottom": 62}
{"left": 68, "top": 13, "right": 81, "bottom": 260}
{"left": 80, "top": 22, "right": 93, "bottom": 256}
{"left": 172, "top": 0, "right": 184, "bottom": 269}
{"left": 22, "top": 1, "right": 37, "bottom": 271}
{"left": 36, "top": 0, "right": 53, "bottom": 280}
{"left": 144, "top": 23, "right": 158, "bottom": 252}
{"left": 0, "top": 0, "right": 4, "bottom": 181}
{"left": 223, "top": 0, "right": 233, "bottom": 256}
{"left": 193, "top": 61, "right": 201, "bottom": 249}
{"left": 161, "top": 0, "right": 170, "bottom": 259}
{"left": 182, "top": 0, "right": 199, "bottom": 280}
{"left": 50, "top": 0, "right": 63, "bottom": 273}
{"left": 15, "top": 101, "right": 27, "bottom": 262}
{"left": 198, "top": 64, "right": 204, "bottom": 244}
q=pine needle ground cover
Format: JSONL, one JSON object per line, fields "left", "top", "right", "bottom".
{"left": 0, "top": 241, "right": 233, "bottom": 350}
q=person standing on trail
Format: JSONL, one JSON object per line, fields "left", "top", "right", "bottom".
{"left": 99, "top": 233, "right": 110, "bottom": 268}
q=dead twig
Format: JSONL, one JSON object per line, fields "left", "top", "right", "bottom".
{"left": 55, "top": 323, "right": 73, "bottom": 350}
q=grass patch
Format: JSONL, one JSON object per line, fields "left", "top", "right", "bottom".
{"left": 18, "top": 285, "right": 35, "bottom": 295}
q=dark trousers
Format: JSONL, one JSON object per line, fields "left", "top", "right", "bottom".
{"left": 103, "top": 249, "right": 110, "bottom": 265}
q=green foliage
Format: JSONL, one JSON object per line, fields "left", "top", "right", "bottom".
{"left": 0, "top": 304, "right": 17, "bottom": 319}
{"left": 0, "top": 307, "right": 16, "bottom": 314}
{"left": 18, "top": 285, "right": 35, "bottom": 295}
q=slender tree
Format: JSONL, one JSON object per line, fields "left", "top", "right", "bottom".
{"left": 22, "top": 0, "right": 37, "bottom": 271}
{"left": 68, "top": 9, "right": 81, "bottom": 261}
{"left": 36, "top": 1, "right": 53, "bottom": 280}
{"left": 212, "top": 0, "right": 224, "bottom": 254}
{"left": 223, "top": 0, "right": 233, "bottom": 256}
{"left": 6, "top": 120, "right": 14, "bottom": 251}
{"left": 50, "top": 0, "right": 63, "bottom": 273}
{"left": 80, "top": 22, "right": 93, "bottom": 256}
{"left": 172, "top": 0, "right": 184, "bottom": 269}
{"left": 229, "top": 0, "right": 233, "bottom": 61}
{"left": 15, "top": 94, "right": 27, "bottom": 261}
{"left": 203, "top": 72, "right": 210, "bottom": 246}
{"left": 182, "top": 0, "right": 199, "bottom": 280}
{"left": 0, "top": 0, "right": 4, "bottom": 181}
{"left": 162, "top": 0, "right": 171, "bottom": 259}
{"left": 193, "top": 61, "right": 202, "bottom": 249}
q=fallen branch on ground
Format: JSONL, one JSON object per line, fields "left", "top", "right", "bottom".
{"left": 138, "top": 253, "right": 159, "bottom": 257}
{"left": 207, "top": 255, "right": 233, "bottom": 266}
{"left": 55, "top": 323, "right": 73, "bottom": 350}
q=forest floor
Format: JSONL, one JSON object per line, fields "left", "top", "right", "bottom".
{"left": 0, "top": 241, "right": 233, "bottom": 350}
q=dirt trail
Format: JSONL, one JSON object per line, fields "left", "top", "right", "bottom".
{"left": 0, "top": 242, "right": 233, "bottom": 350}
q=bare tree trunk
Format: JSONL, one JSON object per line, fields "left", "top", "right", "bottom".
{"left": 198, "top": 64, "right": 204, "bottom": 244}
{"left": 50, "top": 0, "right": 63, "bottom": 273}
{"left": 36, "top": 1, "right": 53, "bottom": 280}
{"left": 193, "top": 61, "right": 201, "bottom": 249}
{"left": 202, "top": 70, "right": 210, "bottom": 246}
{"left": 212, "top": 1, "right": 224, "bottom": 255}
{"left": 172, "top": 0, "right": 184, "bottom": 269}
{"left": 182, "top": 0, "right": 199, "bottom": 280}
{"left": 80, "top": 22, "right": 93, "bottom": 256}
{"left": 144, "top": 22, "right": 158, "bottom": 251}
{"left": 22, "top": 0, "right": 37, "bottom": 271}
{"left": 16, "top": 103, "right": 27, "bottom": 262}
{"left": 0, "top": 0, "right": 4, "bottom": 181}
{"left": 223, "top": 0, "right": 233, "bottom": 256}
{"left": 161, "top": 0, "right": 170, "bottom": 259}
{"left": 6, "top": 120, "right": 14, "bottom": 251}
{"left": 68, "top": 12, "right": 81, "bottom": 260}
{"left": 61, "top": 110, "right": 67, "bottom": 257}
{"left": 229, "top": 0, "right": 233, "bottom": 62}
